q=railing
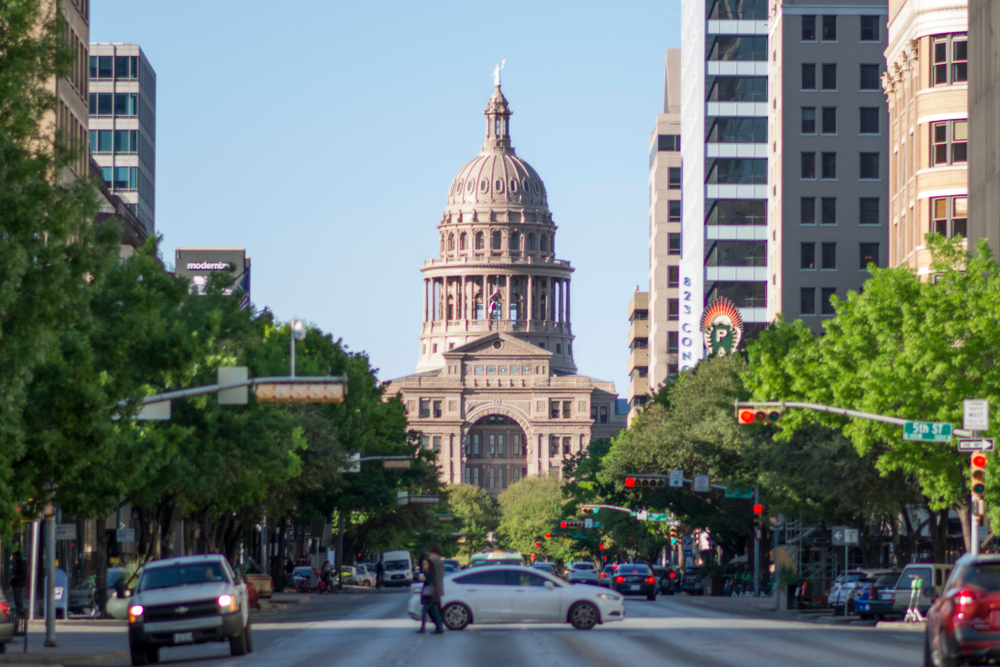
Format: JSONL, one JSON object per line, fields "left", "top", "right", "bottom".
{"left": 422, "top": 255, "right": 572, "bottom": 268}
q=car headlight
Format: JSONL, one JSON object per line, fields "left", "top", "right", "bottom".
{"left": 128, "top": 604, "right": 144, "bottom": 624}
{"left": 218, "top": 594, "right": 238, "bottom": 612}
{"left": 597, "top": 593, "right": 621, "bottom": 601}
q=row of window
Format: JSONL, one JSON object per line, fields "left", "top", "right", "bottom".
{"left": 932, "top": 34, "right": 968, "bottom": 85}
{"left": 706, "top": 240, "right": 766, "bottom": 267}
{"left": 801, "top": 15, "right": 881, "bottom": 43}
{"left": 800, "top": 242, "right": 880, "bottom": 270}
{"left": 801, "top": 107, "right": 880, "bottom": 135}
{"left": 801, "top": 287, "right": 838, "bottom": 315}
{"left": 89, "top": 129, "right": 138, "bottom": 153}
{"left": 707, "top": 282, "right": 767, "bottom": 308}
{"left": 706, "top": 159, "right": 767, "bottom": 185}
{"left": 549, "top": 435, "right": 577, "bottom": 457}
{"left": 800, "top": 197, "right": 881, "bottom": 225}
{"left": 88, "top": 92, "right": 139, "bottom": 116}
{"left": 451, "top": 176, "right": 543, "bottom": 198}
{"left": 707, "top": 36, "right": 767, "bottom": 62}
{"left": 801, "top": 152, "right": 880, "bottom": 180}
{"left": 707, "top": 200, "right": 767, "bottom": 226}
{"left": 707, "top": 0, "right": 767, "bottom": 20}
{"left": 89, "top": 55, "right": 141, "bottom": 80}
{"left": 802, "top": 64, "right": 882, "bottom": 91}
{"left": 463, "top": 465, "right": 527, "bottom": 489}
{"left": 707, "top": 77, "right": 767, "bottom": 103}
{"left": 465, "top": 432, "right": 524, "bottom": 459}
{"left": 442, "top": 230, "right": 551, "bottom": 253}
{"left": 707, "top": 117, "right": 767, "bottom": 144}
{"left": 472, "top": 365, "right": 541, "bottom": 376}
{"left": 932, "top": 196, "right": 967, "bottom": 239}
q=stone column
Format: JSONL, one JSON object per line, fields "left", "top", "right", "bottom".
{"left": 503, "top": 275, "right": 510, "bottom": 323}
{"left": 423, "top": 279, "right": 428, "bottom": 322}
{"left": 526, "top": 275, "right": 533, "bottom": 329}
{"left": 566, "top": 279, "right": 571, "bottom": 325}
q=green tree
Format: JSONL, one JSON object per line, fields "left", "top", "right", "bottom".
{"left": 445, "top": 484, "right": 499, "bottom": 556}
{"left": 498, "top": 476, "right": 568, "bottom": 560}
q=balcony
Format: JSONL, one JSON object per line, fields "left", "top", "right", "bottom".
{"left": 628, "top": 319, "right": 649, "bottom": 343}
{"left": 628, "top": 348, "right": 649, "bottom": 372}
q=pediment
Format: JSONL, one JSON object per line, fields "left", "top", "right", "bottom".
{"left": 443, "top": 332, "right": 552, "bottom": 360}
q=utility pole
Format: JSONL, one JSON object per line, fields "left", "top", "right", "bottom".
{"left": 753, "top": 486, "right": 760, "bottom": 596}
{"left": 44, "top": 508, "right": 56, "bottom": 647}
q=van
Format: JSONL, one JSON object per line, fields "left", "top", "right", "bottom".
{"left": 892, "top": 562, "right": 953, "bottom": 616}
{"left": 382, "top": 550, "right": 414, "bottom": 587}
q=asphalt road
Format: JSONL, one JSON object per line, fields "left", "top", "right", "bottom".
{"left": 101, "top": 590, "right": 924, "bottom": 667}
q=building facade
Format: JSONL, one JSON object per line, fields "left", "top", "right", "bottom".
{"left": 680, "top": 0, "right": 770, "bottom": 370}
{"left": 385, "top": 83, "right": 626, "bottom": 494}
{"left": 884, "top": 0, "right": 967, "bottom": 274}
{"left": 968, "top": 0, "right": 1000, "bottom": 252}
{"left": 768, "top": 1, "right": 890, "bottom": 329}
{"left": 88, "top": 43, "right": 156, "bottom": 236}
{"left": 626, "top": 290, "right": 649, "bottom": 424}
{"left": 175, "top": 248, "right": 251, "bottom": 306}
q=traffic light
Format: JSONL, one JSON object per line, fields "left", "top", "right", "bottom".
{"left": 737, "top": 407, "right": 782, "bottom": 425}
{"left": 560, "top": 521, "right": 567, "bottom": 528}
{"left": 669, "top": 526, "right": 678, "bottom": 544}
{"left": 544, "top": 532, "right": 551, "bottom": 539}
{"left": 255, "top": 379, "right": 346, "bottom": 403}
{"left": 753, "top": 503, "right": 763, "bottom": 538}
{"left": 598, "top": 544, "right": 605, "bottom": 550}
{"left": 534, "top": 540, "right": 541, "bottom": 547}
{"left": 624, "top": 474, "right": 668, "bottom": 488}
{"left": 972, "top": 453, "right": 987, "bottom": 510}
{"left": 530, "top": 553, "right": 536, "bottom": 561}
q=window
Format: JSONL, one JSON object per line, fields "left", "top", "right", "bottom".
{"left": 459, "top": 233, "right": 468, "bottom": 250}
{"left": 801, "top": 152, "right": 816, "bottom": 179}
{"left": 599, "top": 405, "right": 609, "bottom": 424}
{"left": 491, "top": 231, "right": 502, "bottom": 250}
{"left": 802, "top": 64, "right": 817, "bottom": 89}
{"left": 561, "top": 437, "right": 571, "bottom": 455}
{"left": 860, "top": 243, "right": 879, "bottom": 269}
{"left": 706, "top": 281, "right": 766, "bottom": 308}
{"left": 668, "top": 299, "right": 679, "bottom": 321}
{"left": 488, "top": 467, "right": 495, "bottom": 489}
{"left": 802, "top": 15, "right": 816, "bottom": 40}
{"left": 89, "top": 129, "right": 111, "bottom": 153}
{"left": 821, "top": 243, "right": 837, "bottom": 269}
{"left": 931, "top": 120, "right": 968, "bottom": 165}
{"left": 822, "top": 16, "right": 837, "bottom": 40}
{"left": 822, "top": 64, "right": 837, "bottom": 90}
{"left": 821, "top": 107, "right": 837, "bottom": 134}
{"left": 706, "top": 200, "right": 766, "bottom": 225}
{"left": 933, "top": 33, "right": 968, "bottom": 85}
{"left": 668, "top": 331, "right": 679, "bottom": 353}
{"left": 668, "top": 266, "right": 679, "bottom": 288}
{"left": 859, "top": 153, "right": 879, "bottom": 179}
{"left": 707, "top": 117, "right": 767, "bottom": 143}
{"left": 89, "top": 92, "right": 112, "bottom": 115}
{"left": 669, "top": 167, "right": 681, "bottom": 189}
{"left": 513, "top": 433, "right": 521, "bottom": 456}
{"left": 497, "top": 434, "right": 505, "bottom": 458}
{"left": 475, "top": 232, "right": 484, "bottom": 250}
{"left": 540, "top": 234, "right": 549, "bottom": 252}
{"left": 801, "top": 288, "right": 816, "bottom": 315}
{"left": 471, "top": 467, "right": 480, "bottom": 487}
{"left": 510, "top": 232, "right": 520, "bottom": 251}
{"left": 821, "top": 288, "right": 837, "bottom": 315}
{"left": 706, "top": 77, "right": 767, "bottom": 102}
{"left": 114, "top": 93, "right": 137, "bottom": 116}
{"left": 705, "top": 159, "right": 766, "bottom": 184}
{"left": 707, "top": 0, "right": 768, "bottom": 19}
{"left": 860, "top": 64, "right": 880, "bottom": 90}
{"left": 562, "top": 401, "right": 572, "bottom": 418}
{"left": 706, "top": 36, "right": 767, "bottom": 61}
{"left": 669, "top": 200, "right": 682, "bottom": 222}
{"left": 433, "top": 436, "right": 441, "bottom": 452}
{"left": 801, "top": 197, "right": 816, "bottom": 224}
{"left": 433, "top": 400, "right": 442, "bottom": 418}
{"left": 114, "top": 129, "right": 137, "bottom": 153}
{"left": 859, "top": 198, "right": 880, "bottom": 224}
{"left": 801, "top": 107, "right": 816, "bottom": 133}
{"left": 549, "top": 435, "right": 559, "bottom": 456}
{"left": 419, "top": 435, "right": 429, "bottom": 450}
{"left": 550, "top": 401, "right": 560, "bottom": 419}
{"left": 705, "top": 241, "right": 766, "bottom": 267}
{"left": 821, "top": 153, "right": 836, "bottom": 179}
{"left": 822, "top": 198, "right": 837, "bottom": 224}
{"left": 668, "top": 233, "right": 681, "bottom": 255}
{"left": 860, "top": 108, "right": 879, "bottom": 134}
{"left": 112, "top": 166, "right": 136, "bottom": 190}
{"left": 471, "top": 434, "right": 481, "bottom": 457}
{"left": 419, "top": 399, "right": 430, "bottom": 418}
{"left": 932, "top": 196, "right": 968, "bottom": 238}
{"left": 801, "top": 243, "right": 816, "bottom": 269}
{"left": 861, "top": 16, "right": 879, "bottom": 41}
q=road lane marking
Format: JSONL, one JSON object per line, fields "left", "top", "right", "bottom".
{"left": 560, "top": 634, "right": 628, "bottom": 667}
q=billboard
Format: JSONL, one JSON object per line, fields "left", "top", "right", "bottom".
{"left": 174, "top": 248, "right": 251, "bottom": 308}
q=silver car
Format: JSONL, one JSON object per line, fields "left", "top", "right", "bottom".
{"left": 567, "top": 562, "right": 600, "bottom": 585}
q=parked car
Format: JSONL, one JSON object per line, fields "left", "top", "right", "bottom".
{"left": 598, "top": 564, "right": 618, "bottom": 587}
{"left": 893, "top": 562, "right": 953, "bottom": 618}
{"left": 532, "top": 562, "right": 559, "bottom": 578}
{"left": 828, "top": 570, "right": 894, "bottom": 612}
{"left": 652, "top": 567, "right": 677, "bottom": 595}
{"left": 0, "top": 584, "right": 13, "bottom": 654}
{"left": 407, "top": 566, "right": 625, "bottom": 630}
{"left": 610, "top": 563, "right": 657, "bottom": 601}
{"left": 126, "top": 554, "right": 252, "bottom": 666}
{"left": 924, "top": 554, "right": 1000, "bottom": 667}
{"left": 566, "top": 562, "right": 600, "bottom": 586}
{"left": 679, "top": 568, "right": 704, "bottom": 595}
{"left": 469, "top": 551, "right": 524, "bottom": 568}
{"left": 851, "top": 571, "right": 902, "bottom": 620}
{"left": 444, "top": 559, "right": 461, "bottom": 572}
{"left": 383, "top": 550, "right": 414, "bottom": 587}
{"left": 342, "top": 565, "right": 376, "bottom": 587}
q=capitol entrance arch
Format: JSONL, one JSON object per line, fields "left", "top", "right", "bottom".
{"left": 463, "top": 415, "right": 528, "bottom": 492}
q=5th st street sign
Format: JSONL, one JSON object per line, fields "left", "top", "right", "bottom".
{"left": 903, "top": 421, "right": 953, "bottom": 442}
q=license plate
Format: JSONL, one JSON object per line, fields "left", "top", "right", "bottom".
{"left": 173, "top": 632, "right": 193, "bottom": 644}
{"left": 631, "top": 584, "right": 641, "bottom": 591}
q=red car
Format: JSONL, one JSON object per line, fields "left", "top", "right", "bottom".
{"left": 924, "top": 554, "right": 1000, "bottom": 667}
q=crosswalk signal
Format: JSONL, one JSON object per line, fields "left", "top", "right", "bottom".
{"left": 737, "top": 407, "right": 782, "bottom": 425}
{"left": 972, "top": 453, "right": 987, "bottom": 510}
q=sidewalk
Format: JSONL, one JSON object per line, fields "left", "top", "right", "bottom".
{"left": 0, "top": 594, "right": 310, "bottom": 666}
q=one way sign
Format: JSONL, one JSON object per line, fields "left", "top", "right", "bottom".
{"left": 832, "top": 526, "right": 859, "bottom": 546}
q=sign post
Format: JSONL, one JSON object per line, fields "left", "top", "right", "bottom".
{"left": 964, "top": 400, "right": 989, "bottom": 557}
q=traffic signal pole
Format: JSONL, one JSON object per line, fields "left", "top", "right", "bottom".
{"left": 735, "top": 400, "right": 976, "bottom": 437}
{"left": 753, "top": 486, "right": 760, "bottom": 596}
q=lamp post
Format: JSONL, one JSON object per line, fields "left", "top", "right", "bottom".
{"left": 290, "top": 320, "right": 306, "bottom": 377}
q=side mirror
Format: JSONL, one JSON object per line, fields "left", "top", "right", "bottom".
{"left": 544, "top": 581, "right": 555, "bottom": 591}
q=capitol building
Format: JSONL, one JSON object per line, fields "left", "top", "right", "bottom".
{"left": 384, "top": 77, "right": 626, "bottom": 494}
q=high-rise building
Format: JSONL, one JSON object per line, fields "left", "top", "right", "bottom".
{"left": 647, "top": 49, "right": 683, "bottom": 391}
{"left": 968, "top": 0, "right": 999, "bottom": 252}
{"left": 768, "top": 2, "right": 889, "bottom": 329}
{"left": 884, "top": 0, "right": 967, "bottom": 273}
{"left": 41, "top": 0, "right": 90, "bottom": 182}
{"left": 174, "top": 248, "right": 251, "bottom": 307}
{"left": 88, "top": 44, "right": 156, "bottom": 237}
{"left": 679, "top": 0, "right": 769, "bottom": 370}
{"left": 626, "top": 290, "right": 649, "bottom": 424}
{"left": 384, "top": 80, "right": 626, "bottom": 494}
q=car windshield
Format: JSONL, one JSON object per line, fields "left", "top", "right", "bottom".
{"left": 534, "top": 563, "right": 553, "bottom": 570}
{"left": 963, "top": 564, "right": 1000, "bottom": 590}
{"left": 573, "top": 563, "right": 595, "bottom": 570}
{"left": 619, "top": 565, "right": 652, "bottom": 575}
{"left": 385, "top": 560, "right": 409, "bottom": 571}
{"left": 139, "top": 562, "right": 229, "bottom": 591}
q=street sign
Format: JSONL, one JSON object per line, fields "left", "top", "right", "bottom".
{"left": 116, "top": 528, "right": 135, "bottom": 543}
{"left": 683, "top": 550, "right": 693, "bottom": 559}
{"left": 724, "top": 487, "right": 753, "bottom": 499}
{"left": 339, "top": 452, "right": 361, "bottom": 473}
{"left": 682, "top": 536, "right": 694, "bottom": 549}
{"left": 647, "top": 512, "right": 672, "bottom": 521}
{"left": 831, "top": 526, "right": 859, "bottom": 546}
{"left": 959, "top": 438, "right": 995, "bottom": 452}
{"left": 693, "top": 474, "right": 710, "bottom": 492}
{"left": 636, "top": 510, "right": 648, "bottom": 521}
{"left": 56, "top": 524, "right": 76, "bottom": 540}
{"left": 669, "top": 469, "right": 684, "bottom": 488}
{"left": 664, "top": 520, "right": 681, "bottom": 527}
{"left": 584, "top": 518, "right": 593, "bottom": 529}
{"left": 903, "top": 421, "right": 953, "bottom": 442}
{"left": 965, "top": 399, "right": 990, "bottom": 432}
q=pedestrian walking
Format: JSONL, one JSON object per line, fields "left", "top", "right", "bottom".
{"left": 428, "top": 546, "right": 445, "bottom": 633}
{"left": 416, "top": 551, "right": 444, "bottom": 634}
{"left": 9, "top": 550, "right": 26, "bottom": 613}
{"left": 376, "top": 559, "right": 384, "bottom": 590}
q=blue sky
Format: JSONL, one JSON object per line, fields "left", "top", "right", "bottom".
{"left": 91, "top": 0, "right": 682, "bottom": 393}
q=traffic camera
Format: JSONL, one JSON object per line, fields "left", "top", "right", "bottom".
{"left": 737, "top": 408, "right": 782, "bottom": 425}
{"left": 624, "top": 474, "right": 668, "bottom": 488}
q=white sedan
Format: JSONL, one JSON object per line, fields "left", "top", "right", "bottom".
{"left": 407, "top": 565, "right": 625, "bottom": 630}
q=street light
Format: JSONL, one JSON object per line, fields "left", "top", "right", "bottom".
{"left": 290, "top": 319, "right": 306, "bottom": 377}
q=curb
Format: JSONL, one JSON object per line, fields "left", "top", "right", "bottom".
{"left": 0, "top": 649, "right": 129, "bottom": 665}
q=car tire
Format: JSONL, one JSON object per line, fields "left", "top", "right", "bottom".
{"left": 0, "top": 642, "right": 6, "bottom": 654}
{"left": 246, "top": 620, "right": 254, "bottom": 653}
{"left": 442, "top": 602, "right": 471, "bottom": 631}
{"left": 145, "top": 646, "right": 159, "bottom": 664}
{"left": 230, "top": 620, "right": 250, "bottom": 656}
{"left": 568, "top": 601, "right": 599, "bottom": 630}
{"left": 130, "top": 643, "right": 150, "bottom": 666}
{"left": 926, "top": 626, "right": 958, "bottom": 667}
{"left": 363, "top": 580, "right": 371, "bottom": 587}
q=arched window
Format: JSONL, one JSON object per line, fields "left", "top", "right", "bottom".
{"left": 540, "top": 233, "right": 549, "bottom": 252}
{"left": 492, "top": 231, "right": 502, "bottom": 250}
{"left": 448, "top": 234, "right": 455, "bottom": 251}
{"left": 475, "top": 232, "right": 485, "bottom": 250}
{"left": 510, "top": 232, "right": 520, "bottom": 251}
{"left": 460, "top": 233, "right": 468, "bottom": 250}
{"left": 526, "top": 233, "right": 535, "bottom": 250}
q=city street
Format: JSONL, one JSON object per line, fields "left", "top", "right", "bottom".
{"left": 91, "top": 590, "right": 923, "bottom": 667}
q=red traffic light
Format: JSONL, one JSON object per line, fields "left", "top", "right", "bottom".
{"left": 973, "top": 454, "right": 988, "bottom": 468}
{"left": 625, "top": 476, "right": 636, "bottom": 488}
{"left": 753, "top": 504, "right": 763, "bottom": 514}
{"left": 738, "top": 409, "right": 756, "bottom": 424}
{"left": 560, "top": 521, "right": 568, "bottom": 528}
{"left": 544, "top": 533, "right": 551, "bottom": 539}
{"left": 534, "top": 541, "right": 541, "bottom": 547}
{"left": 598, "top": 544, "right": 605, "bottom": 550}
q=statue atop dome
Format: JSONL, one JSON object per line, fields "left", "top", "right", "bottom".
{"left": 492, "top": 59, "right": 505, "bottom": 87}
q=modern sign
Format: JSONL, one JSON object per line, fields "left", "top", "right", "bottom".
{"left": 700, "top": 297, "right": 744, "bottom": 358}
{"left": 903, "top": 421, "right": 953, "bottom": 442}
{"left": 116, "top": 528, "right": 136, "bottom": 543}
{"left": 958, "top": 438, "right": 995, "bottom": 452}
{"left": 55, "top": 524, "right": 77, "bottom": 540}
{"left": 831, "top": 526, "right": 859, "bottom": 546}
{"left": 724, "top": 487, "right": 754, "bottom": 499}
{"left": 669, "top": 469, "right": 684, "bottom": 488}
{"left": 964, "top": 399, "right": 990, "bottom": 432}
{"left": 693, "top": 474, "right": 710, "bottom": 493}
